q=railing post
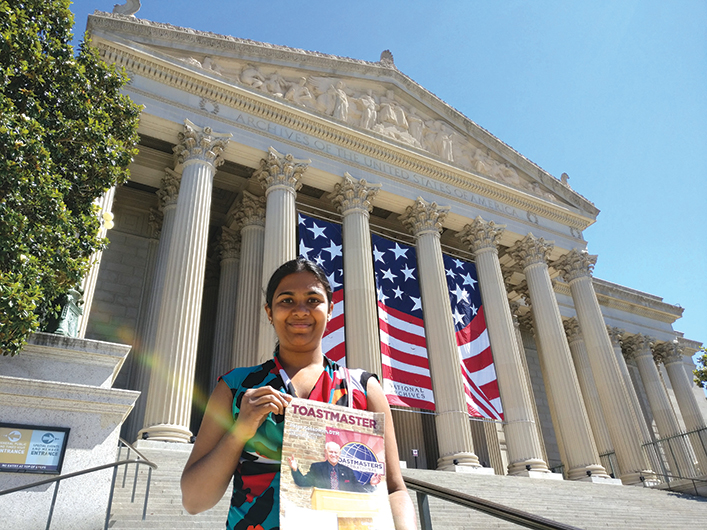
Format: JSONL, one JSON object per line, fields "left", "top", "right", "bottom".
{"left": 122, "top": 446, "right": 131, "bottom": 488}
{"left": 104, "top": 465, "right": 119, "bottom": 530}
{"left": 45, "top": 481, "right": 61, "bottom": 530}
{"left": 142, "top": 467, "right": 153, "bottom": 520}
{"left": 417, "top": 491, "right": 433, "bottom": 530}
{"left": 131, "top": 460, "right": 139, "bottom": 502}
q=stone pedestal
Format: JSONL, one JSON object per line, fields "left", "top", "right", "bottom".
{"left": 140, "top": 120, "right": 231, "bottom": 442}
{"left": 400, "top": 198, "right": 480, "bottom": 470}
{"left": 458, "top": 218, "right": 548, "bottom": 475}
{"left": 254, "top": 147, "right": 309, "bottom": 362}
{"left": 0, "top": 333, "right": 138, "bottom": 530}
{"left": 330, "top": 173, "right": 382, "bottom": 374}
{"left": 508, "top": 235, "right": 607, "bottom": 481}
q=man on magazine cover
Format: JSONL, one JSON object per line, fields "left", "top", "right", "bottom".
{"left": 288, "top": 441, "right": 380, "bottom": 493}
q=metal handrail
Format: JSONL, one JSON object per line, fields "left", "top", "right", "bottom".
{"left": 0, "top": 441, "right": 157, "bottom": 530}
{"left": 404, "top": 475, "right": 582, "bottom": 530}
{"left": 644, "top": 471, "right": 707, "bottom": 497}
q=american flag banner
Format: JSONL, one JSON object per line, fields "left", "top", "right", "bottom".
{"left": 297, "top": 213, "right": 346, "bottom": 364}
{"left": 371, "top": 233, "right": 435, "bottom": 411}
{"left": 443, "top": 254, "right": 503, "bottom": 420}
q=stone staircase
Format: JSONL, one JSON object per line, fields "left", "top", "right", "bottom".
{"left": 108, "top": 442, "right": 707, "bottom": 529}
{"left": 108, "top": 441, "right": 230, "bottom": 529}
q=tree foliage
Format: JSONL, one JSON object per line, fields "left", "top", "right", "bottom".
{"left": 0, "top": 1, "right": 141, "bottom": 355}
{"left": 694, "top": 347, "right": 707, "bottom": 389}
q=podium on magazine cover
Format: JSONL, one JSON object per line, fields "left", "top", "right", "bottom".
{"left": 310, "top": 487, "right": 378, "bottom": 529}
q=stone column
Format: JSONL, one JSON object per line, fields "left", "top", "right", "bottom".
{"left": 607, "top": 327, "right": 655, "bottom": 445}
{"left": 254, "top": 147, "right": 310, "bottom": 362}
{"left": 458, "top": 218, "right": 548, "bottom": 474}
{"left": 659, "top": 341, "right": 707, "bottom": 474}
{"left": 232, "top": 192, "right": 266, "bottom": 368}
{"left": 508, "top": 235, "right": 607, "bottom": 480}
{"left": 509, "top": 302, "right": 548, "bottom": 465}
{"left": 209, "top": 226, "right": 241, "bottom": 389}
{"left": 140, "top": 120, "right": 231, "bottom": 442}
{"left": 124, "top": 169, "right": 181, "bottom": 441}
{"left": 609, "top": 327, "right": 663, "bottom": 477}
{"left": 77, "top": 186, "right": 117, "bottom": 337}
{"left": 555, "top": 249, "right": 652, "bottom": 484}
{"left": 329, "top": 173, "right": 382, "bottom": 375}
{"left": 563, "top": 318, "right": 615, "bottom": 469}
{"left": 400, "top": 197, "right": 480, "bottom": 470}
{"left": 623, "top": 335, "right": 696, "bottom": 478}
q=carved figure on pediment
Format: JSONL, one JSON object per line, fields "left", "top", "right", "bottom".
{"left": 264, "top": 73, "right": 287, "bottom": 97}
{"left": 469, "top": 147, "right": 492, "bottom": 174}
{"left": 528, "top": 182, "right": 558, "bottom": 202}
{"left": 357, "top": 89, "right": 378, "bottom": 130}
{"left": 378, "top": 90, "right": 408, "bottom": 129}
{"left": 180, "top": 56, "right": 203, "bottom": 68}
{"left": 330, "top": 81, "right": 350, "bottom": 122}
{"left": 308, "top": 77, "right": 338, "bottom": 115}
{"left": 240, "top": 66, "right": 265, "bottom": 89}
{"left": 425, "top": 121, "right": 454, "bottom": 162}
{"left": 407, "top": 108, "right": 425, "bottom": 147}
{"left": 202, "top": 56, "right": 222, "bottom": 74}
{"left": 284, "top": 77, "right": 315, "bottom": 106}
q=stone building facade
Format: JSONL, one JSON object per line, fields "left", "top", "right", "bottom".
{"left": 80, "top": 12, "right": 705, "bottom": 485}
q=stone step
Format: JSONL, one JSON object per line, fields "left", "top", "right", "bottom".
{"left": 108, "top": 443, "right": 707, "bottom": 530}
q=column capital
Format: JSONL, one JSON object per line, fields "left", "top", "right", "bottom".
{"left": 148, "top": 208, "right": 163, "bottom": 239}
{"left": 662, "top": 341, "right": 686, "bottom": 366}
{"left": 606, "top": 326, "right": 625, "bottom": 349}
{"left": 554, "top": 248, "right": 597, "bottom": 283}
{"left": 622, "top": 333, "right": 654, "bottom": 361}
{"left": 563, "top": 317, "right": 582, "bottom": 343}
{"left": 399, "top": 196, "right": 449, "bottom": 237}
{"left": 517, "top": 311, "right": 535, "bottom": 336}
{"left": 173, "top": 119, "right": 231, "bottom": 168}
{"left": 156, "top": 167, "right": 181, "bottom": 210}
{"left": 234, "top": 191, "right": 266, "bottom": 229}
{"left": 254, "top": 146, "right": 310, "bottom": 195}
{"left": 508, "top": 233, "right": 554, "bottom": 269}
{"left": 329, "top": 172, "right": 381, "bottom": 216}
{"left": 219, "top": 226, "right": 241, "bottom": 261}
{"left": 651, "top": 341, "right": 674, "bottom": 365}
{"left": 457, "top": 216, "right": 506, "bottom": 256}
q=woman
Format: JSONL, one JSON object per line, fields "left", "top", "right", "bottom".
{"left": 181, "top": 258, "right": 416, "bottom": 530}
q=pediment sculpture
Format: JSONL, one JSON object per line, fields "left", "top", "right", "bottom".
{"left": 177, "top": 56, "right": 561, "bottom": 204}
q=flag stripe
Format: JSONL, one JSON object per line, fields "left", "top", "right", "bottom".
{"left": 373, "top": 233, "right": 435, "bottom": 411}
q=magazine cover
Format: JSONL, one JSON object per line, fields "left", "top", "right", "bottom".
{"left": 280, "top": 397, "right": 395, "bottom": 530}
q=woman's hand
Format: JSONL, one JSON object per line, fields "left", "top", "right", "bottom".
{"left": 234, "top": 386, "right": 292, "bottom": 442}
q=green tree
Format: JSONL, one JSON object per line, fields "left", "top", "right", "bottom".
{"left": 694, "top": 347, "right": 707, "bottom": 389}
{"left": 0, "top": 1, "right": 141, "bottom": 355}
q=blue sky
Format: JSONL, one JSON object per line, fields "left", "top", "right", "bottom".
{"left": 69, "top": 1, "right": 706, "bottom": 350}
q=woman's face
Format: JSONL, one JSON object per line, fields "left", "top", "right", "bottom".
{"left": 265, "top": 271, "right": 333, "bottom": 353}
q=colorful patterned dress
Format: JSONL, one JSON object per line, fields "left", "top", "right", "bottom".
{"left": 218, "top": 355, "right": 374, "bottom": 530}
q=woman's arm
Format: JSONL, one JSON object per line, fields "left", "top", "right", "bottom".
{"left": 366, "top": 378, "right": 417, "bottom": 530}
{"left": 181, "top": 381, "right": 291, "bottom": 514}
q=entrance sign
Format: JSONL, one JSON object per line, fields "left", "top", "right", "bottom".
{"left": 280, "top": 398, "right": 394, "bottom": 529}
{"left": 0, "top": 423, "right": 70, "bottom": 474}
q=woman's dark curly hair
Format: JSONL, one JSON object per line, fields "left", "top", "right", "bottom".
{"left": 265, "top": 257, "right": 333, "bottom": 308}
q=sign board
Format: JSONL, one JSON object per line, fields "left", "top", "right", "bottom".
{"left": 0, "top": 423, "right": 70, "bottom": 474}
